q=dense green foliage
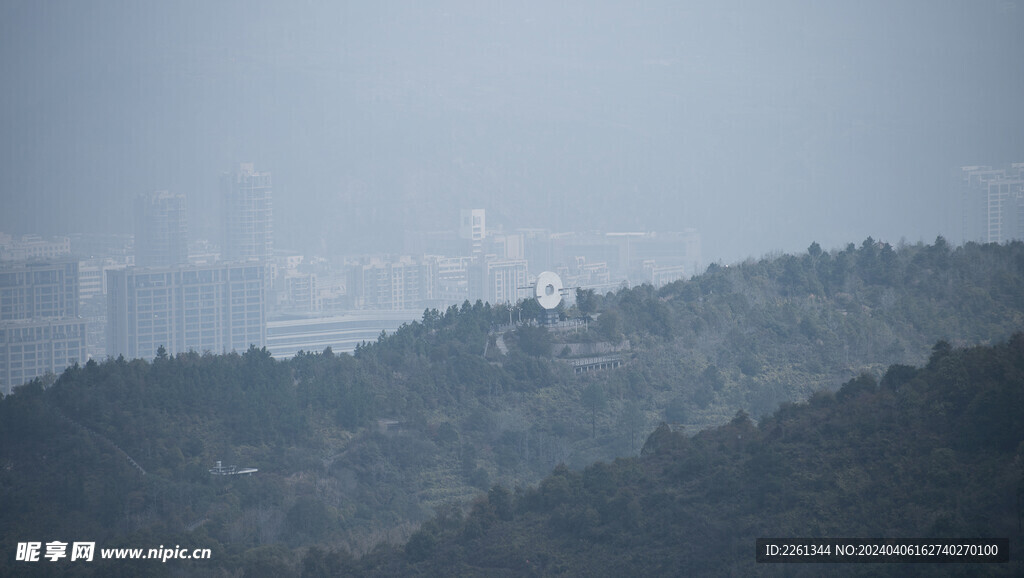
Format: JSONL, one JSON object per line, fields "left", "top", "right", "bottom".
{"left": 1, "top": 239, "right": 1023, "bottom": 575}
{"left": 598, "top": 238, "right": 1024, "bottom": 427}
{"left": 355, "top": 336, "right": 1024, "bottom": 575}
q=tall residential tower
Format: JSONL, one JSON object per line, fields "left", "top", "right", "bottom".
{"left": 134, "top": 190, "right": 188, "bottom": 268}
{"left": 459, "top": 209, "right": 485, "bottom": 257}
{"left": 222, "top": 163, "right": 273, "bottom": 262}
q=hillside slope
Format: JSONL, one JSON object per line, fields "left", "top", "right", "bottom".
{"left": 358, "top": 336, "right": 1024, "bottom": 576}
{"left": 1, "top": 239, "right": 1022, "bottom": 575}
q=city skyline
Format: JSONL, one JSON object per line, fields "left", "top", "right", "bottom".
{"left": 3, "top": 2, "right": 1022, "bottom": 265}
{"left": 0, "top": 196, "right": 705, "bottom": 383}
{"left": 2, "top": 0, "right": 1023, "bottom": 388}
{"left": 2, "top": 4, "right": 1023, "bottom": 571}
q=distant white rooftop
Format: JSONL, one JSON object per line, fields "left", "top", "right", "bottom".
{"left": 266, "top": 310, "right": 423, "bottom": 358}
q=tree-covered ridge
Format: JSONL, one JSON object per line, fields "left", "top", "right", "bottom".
{"left": 0, "top": 316, "right": 575, "bottom": 575}
{"left": 1, "top": 239, "right": 1023, "bottom": 575}
{"left": 586, "top": 238, "right": 1024, "bottom": 427}
{"left": 356, "top": 336, "right": 1024, "bottom": 576}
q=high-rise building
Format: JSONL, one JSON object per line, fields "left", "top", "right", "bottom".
{"left": 0, "top": 260, "right": 79, "bottom": 320}
{"left": 349, "top": 257, "right": 434, "bottom": 311}
{"left": 459, "top": 209, "right": 486, "bottom": 256}
{"left": 106, "top": 262, "right": 266, "bottom": 360}
{"left": 488, "top": 233, "right": 525, "bottom": 260}
{"left": 469, "top": 257, "right": 529, "bottom": 305}
{"left": 425, "top": 255, "right": 473, "bottom": 305}
{"left": 134, "top": 190, "right": 188, "bottom": 268}
{"left": 962, "top": 164, "right": 1024, "bottom": 244}
{"left": 78, "top": 257, "right": 129, "bottom": 359}
{"left": 0, "top": 260, "right": 87, "bottom": 393}
{"left": 222, "top": 163, "right": 273, "bottom": 262}
{"left": 0, "top": 319, "right": 88, "bottom": 394}
{"left": 283, "top": 272, "right": 319, "bottom": 313}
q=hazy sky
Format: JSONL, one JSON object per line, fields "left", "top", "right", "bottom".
{"left": 2, "top": 1, "right": 1022, "bottom": 263}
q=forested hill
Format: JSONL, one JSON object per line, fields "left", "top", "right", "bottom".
{"left": 585, "top": 238, "right": 1024, "bottom": 427}
{"left": 1, "top": 239, "right": 1023, "bottom": 575}
{"left": 355, "top": 336, "right": 1024, "bottom": 576}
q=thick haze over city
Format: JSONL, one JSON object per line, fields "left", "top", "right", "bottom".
{"left": 6, "top": 4, "right": 1024, "bottom": 573}
{"left": 2, "top": 0, "right": 1022, "bottom": 263}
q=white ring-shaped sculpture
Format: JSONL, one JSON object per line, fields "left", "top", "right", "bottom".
{"left": 535, "top": 271, "right": 563, "bottom": 310}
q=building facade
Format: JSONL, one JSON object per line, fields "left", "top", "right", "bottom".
{"left": 0, "top": 260, "right": 79, "bottom": 320}
{"left": 107, "top": 263, "right": 266, "bottom": 360}
{"left": 643, "top": 261, "right": 687, "bottom": 287}
{"left": 134, "top": 190, "right": 188, "bottom": 268}
{"left": 78, "top": 257, "right": 129, "bottom": 359}
{"left": 469, "top": 257, "right": 529, "bottom": 305}
{"left": 0, "top": 234, "right": 71, "bottom": 262}
{"left": 426, "top": 255, "right": 472, "bottom": 305}
{"left": 349, "top": 257, "right": 434, "bottom": 311}
{"left": 0, "top": 319, "right": 87, "bottom": 394}
{"left": 962, "top": 164, "right": 1024, "bottom": 244}
{"left": 459, "top": 209, "right": 486, "bottom": 256}
{"left": 222, "top": 163, "right": 274, "bottom": 262}
{"left": 283, "top": 272, "right": 319, "bottom": 313}
{"left": 0, "top": 260, "right": 86, "bottom": 393}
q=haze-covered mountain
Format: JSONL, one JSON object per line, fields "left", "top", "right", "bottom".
{"left": 1, "top": 238, "right": 1022, "bottom": 575}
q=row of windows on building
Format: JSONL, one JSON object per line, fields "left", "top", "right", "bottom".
{"left": 0, "top": 260, "right": 266, "bottom": 394}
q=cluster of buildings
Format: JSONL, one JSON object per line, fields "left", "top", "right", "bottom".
{"left": 0, "top": 164, "right": 702, "bottom": 394}
{"left": 266, "top": 210, "right": 700, "bottom": 361}
{"left": 6, "top": 160, "right": 1024, "bottom": 394}
{"left": 339, "top": 217, "right": 700, "bottom": 313}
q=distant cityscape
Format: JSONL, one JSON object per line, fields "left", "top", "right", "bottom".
{"left": 4, "top": 161, "right": 1021, "bottom": 394}
{"left": 0, "top": 163, "right": 703, "bottom": 394}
